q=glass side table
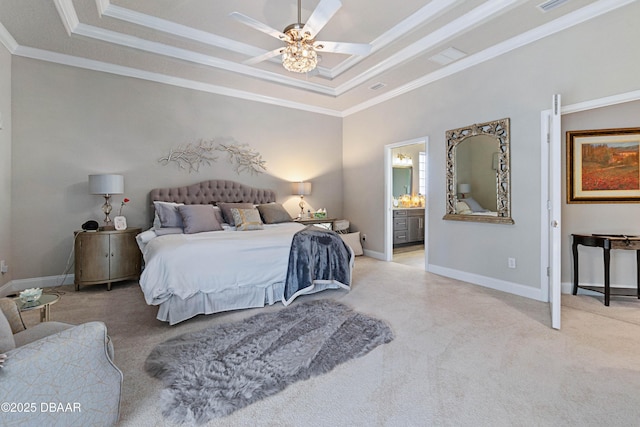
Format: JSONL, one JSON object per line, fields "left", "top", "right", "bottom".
{"left": 15, "top": 294, "right": 60, "bottom": 322}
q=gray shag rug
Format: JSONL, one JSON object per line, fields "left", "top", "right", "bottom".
{"left": 144, "top": 299, "right": 394, "bottom": 424}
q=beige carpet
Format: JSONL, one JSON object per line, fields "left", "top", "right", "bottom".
{"left": 21, "top": 257, "right": 640, "bottom": 426}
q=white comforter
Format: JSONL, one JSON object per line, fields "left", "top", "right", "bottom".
{"left": 138, "top": 222, "right": 306, "bottom": 306}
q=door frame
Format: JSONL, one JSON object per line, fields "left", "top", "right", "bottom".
{"left": 384, "top": 137, "right": 429, "bottom": 266}
{"left": 540, "top": 89, "right": 640, "bottom": 329}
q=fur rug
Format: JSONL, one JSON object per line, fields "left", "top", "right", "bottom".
{"left": 145, "top": 299, "right": 394, "bottom": 424}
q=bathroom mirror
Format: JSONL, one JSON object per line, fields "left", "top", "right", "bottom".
{"left": 392, "top": 167, "right": 412, "bottom": 197}
{"left": 443, "top": 117, "right": 514, "bottom": 224}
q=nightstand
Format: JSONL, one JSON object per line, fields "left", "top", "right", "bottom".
{"left": 294, "top": 217, "right": 337, "bottom": 230}
{"left": 74, "top": 228, "right": 142, "bottom": 291}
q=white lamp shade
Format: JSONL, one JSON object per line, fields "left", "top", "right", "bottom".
{"left": 89, "top": 174, "right": 124, "bottom": 195}
{"left": 458, "top": 183, "right": 471, "bottom": 194}
{"left": 292, "top": 182, "right": 311, "bottom": 196}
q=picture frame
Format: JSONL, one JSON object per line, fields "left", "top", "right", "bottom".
{"left": 114, "top": 216, "right": 127, "bottom": 231}
{"left": 566, "top": 127, "right": 640, "bottom": 203}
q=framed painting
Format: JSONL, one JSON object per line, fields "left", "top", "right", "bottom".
{"left": 567, "top": 127, "right": 640, "bottom": 203}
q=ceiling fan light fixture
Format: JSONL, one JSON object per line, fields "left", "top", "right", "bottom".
{"left": 282, "top": 28, "right": 318, "bottom": 73}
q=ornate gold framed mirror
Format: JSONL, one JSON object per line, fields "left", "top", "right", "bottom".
{"left": 443, "top": 117, "right": 514, "bottom": 224}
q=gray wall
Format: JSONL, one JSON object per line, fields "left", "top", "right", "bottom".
{"left": 561, "top": 100, "right": 640, "bottom": 289}
{"left": 0, "top": 46, "right": 10, "bottom": 287}
{"left": 5, "top": 2, "right": 640, "bottom": 298}
{"left": 11, "top": 58, "right": 343, "bottom": 280}
{"left": 342, "top": 3, "right": 640, "bottom": 296}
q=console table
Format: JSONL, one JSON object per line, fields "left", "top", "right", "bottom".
{"left": 571, "top": 234, "right": 640, "bottom": 306}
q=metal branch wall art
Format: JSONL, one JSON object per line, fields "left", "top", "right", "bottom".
{"left": 216, "top": 141, "right": 267, "bottom": 175}
{"left": 158, "top": 138, "right": 266, "bottom": 175}
{"left": 158, "top": 139, "right": 218, "bottom": 173}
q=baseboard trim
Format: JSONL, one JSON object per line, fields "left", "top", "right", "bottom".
{"left": 0, "top": 274, "right": 75, "bottom": 296}
{"left": 363, "top": 249, "right": 385, "bottom": 261}
{"left": 428, "top": 264, "right": 544, "bottom": 301}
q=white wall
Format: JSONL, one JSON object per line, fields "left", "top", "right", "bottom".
{"left": 343, "top": 3, "right": 640, "bottom": 298}
{"left": 10, "top": 58, "right": 343, "bottom": 281}
{"left": 561, "top": 100, "right": 640, "bottom": 289}
{"left": 0, "top": 45, "right": 10, "bottom": 287}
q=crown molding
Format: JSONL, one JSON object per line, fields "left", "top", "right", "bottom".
{"left": 335, "top": 0, "right": 522, "bottom": 96}
{"left": 7, "top": 0, "right": 635, "bottom": 117}
{"left": 562, "top": 89, "right": 640, "bottom": 115}
{"left": 343, "top": 0, "right": 636, "bottom": 116}
{"left": 319, "top": 0, "right": 459, "bottom": 79}
{"left": 72, "top": 22, "right": 337, "bottom": 96}
{"left": 12, "top": 45, "right": 343, "bottom": 117}
{"left": 98, "top": 2, "right": 266, "bottom": 59}
{"left": 0, "top": 23, "right": 18, "bottom": 53}
{"left": 53, "top": 0, "right": 79, "bottom": 36}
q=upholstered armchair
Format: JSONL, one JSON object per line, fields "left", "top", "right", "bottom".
{"left": 0, "top": 297, "right": 123, "bottom": 426}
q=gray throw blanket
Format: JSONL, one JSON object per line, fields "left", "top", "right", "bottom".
{"left": 283, "top": 226, "right": 353, "bottom": 304}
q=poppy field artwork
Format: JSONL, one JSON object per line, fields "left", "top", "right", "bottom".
{"left": 567, "top": 128, "right": 640, "bottom": 203}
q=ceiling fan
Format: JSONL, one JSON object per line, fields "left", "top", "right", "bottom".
{"left": 230, "top": 0, "right": 372, "bottom": 73}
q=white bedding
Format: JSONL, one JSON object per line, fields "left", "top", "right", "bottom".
{"left": 139, "top": 222, "right": 304, "bottom": 304}
{"left": 137, "top": 222, "right": 350, "bottom": 324}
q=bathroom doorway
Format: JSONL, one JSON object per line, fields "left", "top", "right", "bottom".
{"left": 384, "top": 138, "right": 428, "bottom": 270}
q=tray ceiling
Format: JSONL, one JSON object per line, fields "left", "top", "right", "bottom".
{"left": 0, "top": 0, "right": 635, "bottom": 116}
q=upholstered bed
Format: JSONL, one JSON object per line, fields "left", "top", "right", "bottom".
{"left": 136, "top": 180, "right": 354, "bottom": 324}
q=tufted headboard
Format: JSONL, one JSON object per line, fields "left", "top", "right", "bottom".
{"left": 150, "top": 180, "right": 276, "bottom": 205}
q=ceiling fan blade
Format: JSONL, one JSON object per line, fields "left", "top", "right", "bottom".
{"left": 314, "top": 41, "right": 372, "bottom": 56}
{"left": 302, "top": 0, "right": 342, "bottom": 38}
{"left": 243, "top": 48, "right": 285, "bottom": 66}
{"left": 229, "top": 12, "right": 290, "bottom": 41}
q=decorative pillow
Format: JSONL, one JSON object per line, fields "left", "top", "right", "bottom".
{"left": 340, "top": 232, "right": 363, "bottom": 256}
{"left": 231, "top": 208, "right": 264, "bottom": 231}
{"left": 178, "top": 205, "right": 224, "bottom": 234}
{"left": 0, "top": 310, "right": 16, "bottom": 353}
{"left": 211, "top": 206, "right": 225, "bottom": 225}
{"left": 218, "top": 203, "right": 255, "bottom": 226}
{"left": 257, "top": 203, "right": 292, "bottom": 224}
{"left": 462, "top": 197, "right": 486, "bottom": 212}
{"left": 456, "top": 201, "right": 472, "bottom": 215}
{"left": 153, "top": 201, "right": 184, "bottom": 228}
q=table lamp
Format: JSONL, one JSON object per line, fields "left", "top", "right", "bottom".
{"left": 458, "top": 183, "right": 471, "bottom": 198}
{"left": 291, "top": 181, "right": 311, "bottom": 217}
{"left": 89, "top": 174, "right": 124, "bottom": 229}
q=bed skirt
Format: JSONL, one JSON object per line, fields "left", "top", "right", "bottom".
{"left": 156, "top": 281, "right": 345, "bottom": 325}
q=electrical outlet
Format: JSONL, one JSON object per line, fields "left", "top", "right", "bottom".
{"left": 0, "top": 260, "right": 7, "bottom": 274}
{"left": 508, "top": 257, "right": 516, "bottom": 269}
{"left": 362, "top": 234, "right": 367, "bottom": 241}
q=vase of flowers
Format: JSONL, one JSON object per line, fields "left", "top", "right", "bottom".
{"left": 114, "top": 198, "right": 129, "bottom": 230}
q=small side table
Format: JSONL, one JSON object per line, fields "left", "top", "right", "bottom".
{"left": 572, "top": 234, "right": 640, "bottom": 306}
{"left": 15, "top": 294, "right": 60, "bottom": 322}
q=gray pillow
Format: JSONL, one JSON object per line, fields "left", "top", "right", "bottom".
{"left": 257, "top": 203, "right": 292, "bottom": 224}
{"left": 218, "top": 203, "right": 255, "bottom": 226}
{"left": 154, "top": 201, "right": 184, "bottom": 228}
{"left": 178, "top": 205, "right": 224, "bottom": 234}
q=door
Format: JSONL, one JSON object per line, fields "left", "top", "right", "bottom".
{"left": 76, "top": 232, "right": 110, "bottom": 282}
{"left": 548, "top": 94, "right": 562, "bottom": 329}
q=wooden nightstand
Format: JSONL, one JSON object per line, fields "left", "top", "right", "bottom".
{"left": 74, "top": 228, "right": 142, "bottom": 291}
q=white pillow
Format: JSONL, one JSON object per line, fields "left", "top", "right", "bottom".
{"left": 455, "top": 201, "right": 472, "bottom": 215}
{"left": 340, "top": 232, "right": 363, "bottom": 256}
